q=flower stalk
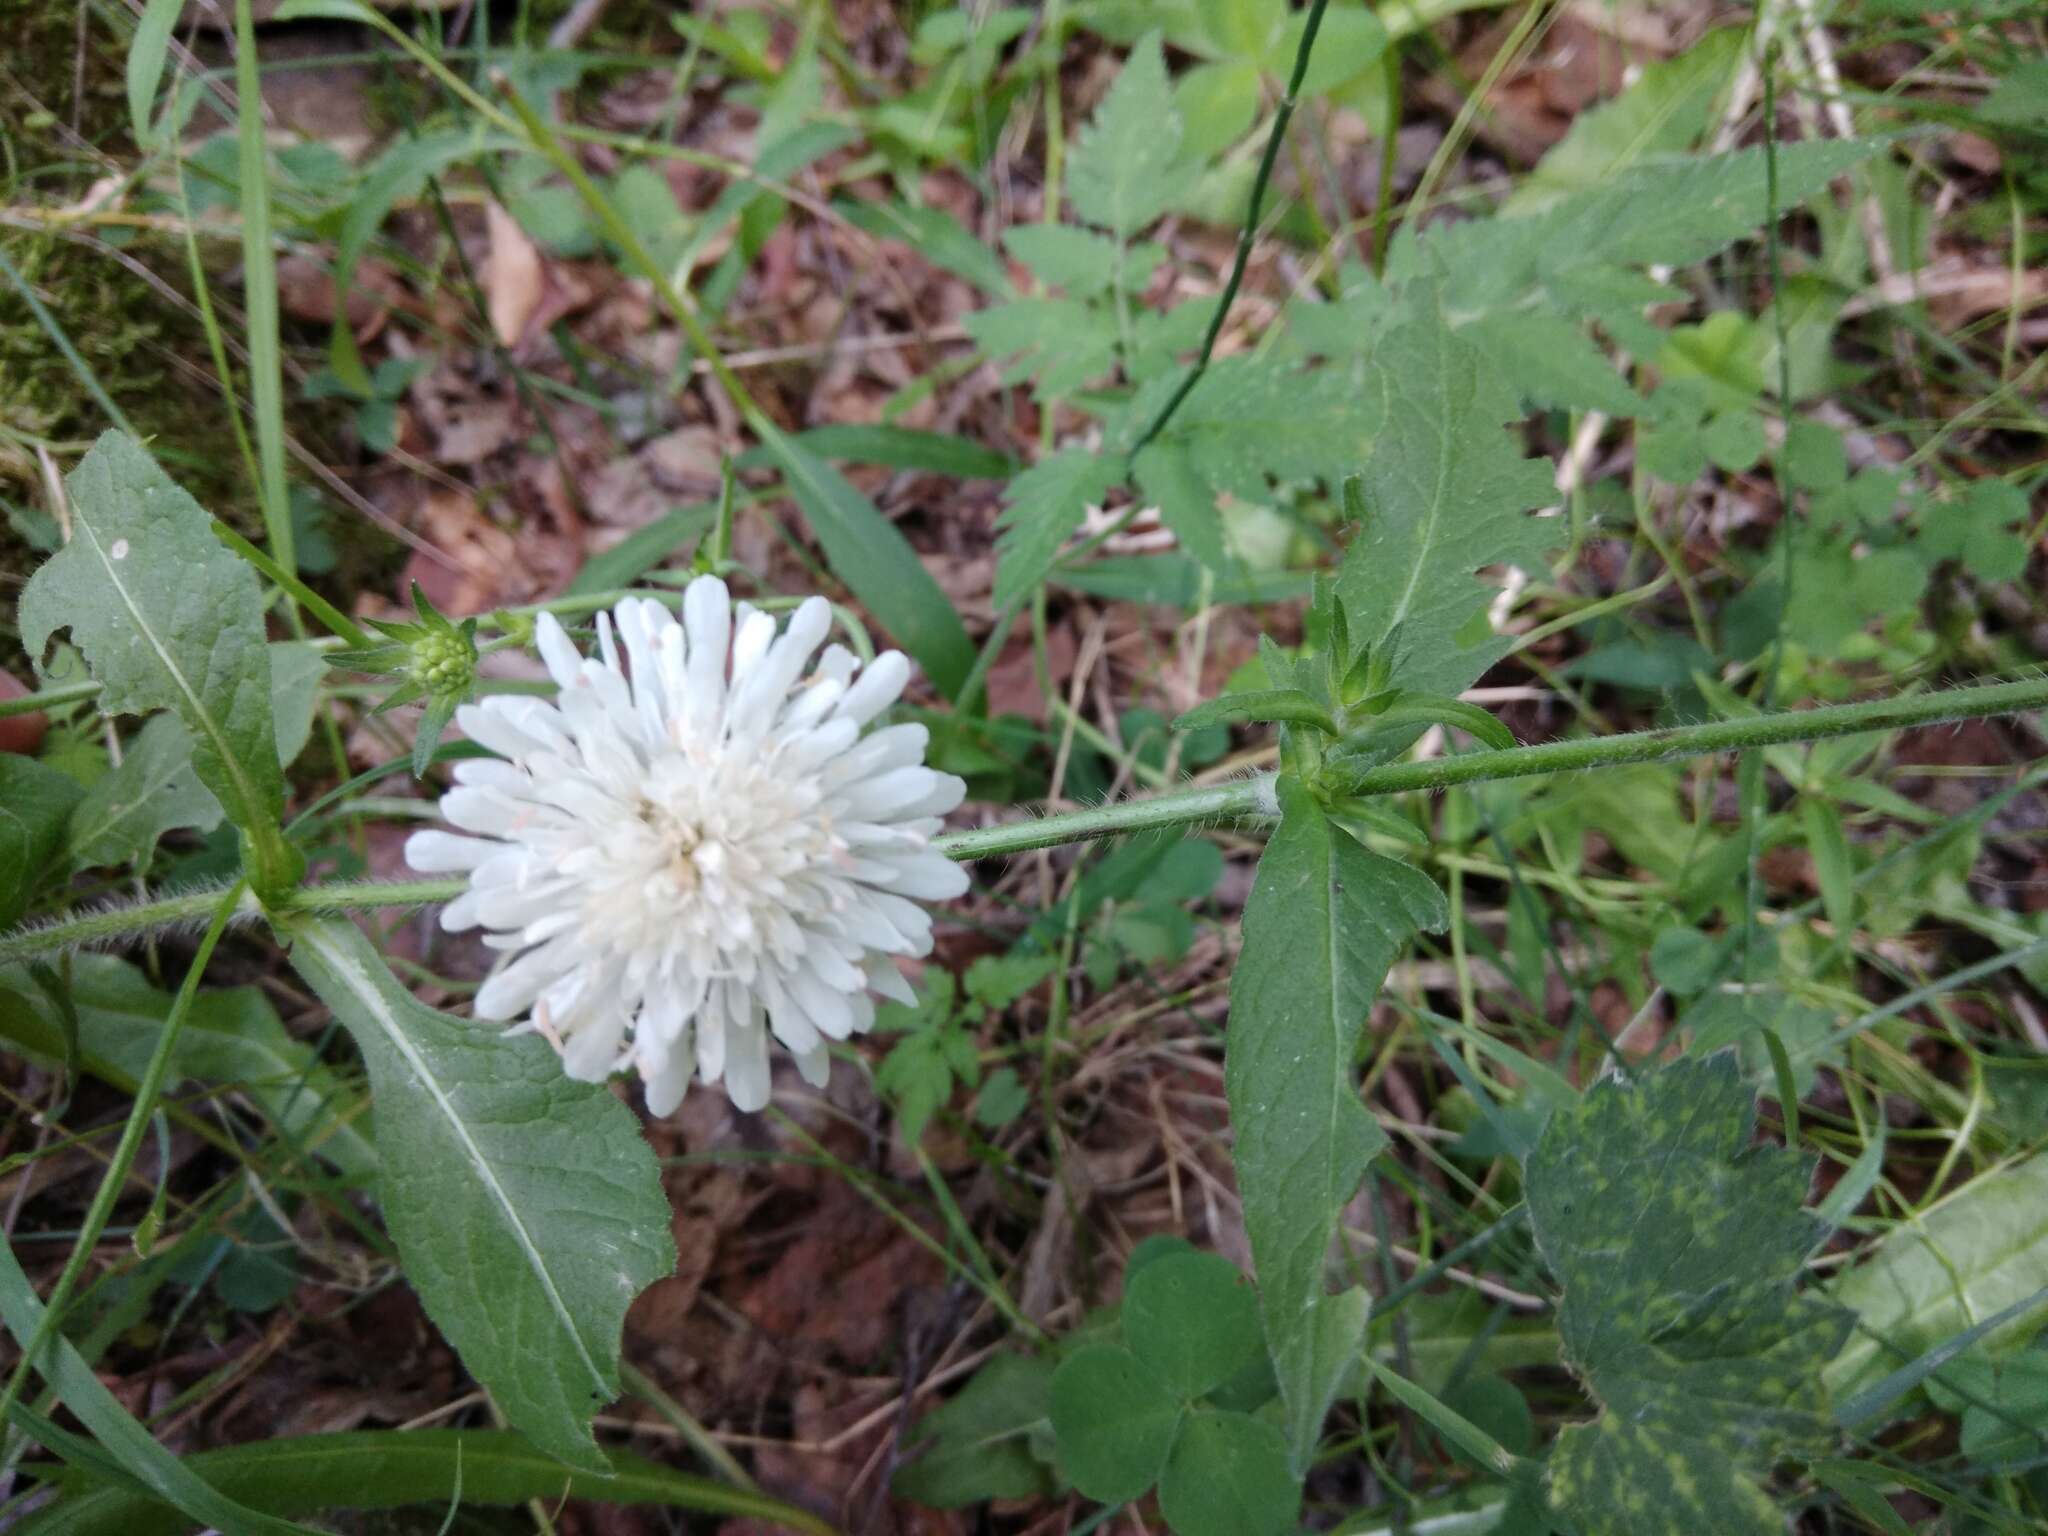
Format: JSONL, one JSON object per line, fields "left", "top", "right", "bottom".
{"left": 5, "top": 674, "right": 2044, "bottom": 969}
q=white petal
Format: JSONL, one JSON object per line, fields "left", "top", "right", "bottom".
{"left": 793, "top": 1043, "right": 832, "bottom": 1089}
{"left": 534, "top": 612, "right": 585, "bottom": 689}
{"left": 836, "top": 651, "right": 910, "bottom": 726}
{"left": 405, "top": 830, "right": 498, "bottom": 873}
{"left": 475, "top": 940, "right": 580, "bottom": 1020}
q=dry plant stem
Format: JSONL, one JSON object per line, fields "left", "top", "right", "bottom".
{"left": 0, "top": 886, "right": 244, "bottom": 1425}
{"left": 7, "top": 676, "right": 2045, "bottom": 966}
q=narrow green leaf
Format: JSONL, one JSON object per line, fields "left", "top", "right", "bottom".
{"left": 232, "top": 0, "right": 292, "bottom": 569}
{"left": 1337, "top": 301, "right": 1557, "bottom": 702}
{"left": 1826, "top": 1152, "right": 2048, "bottom": 1409}
{"left": 0, "top": 951, "right": 375, "bottom": 1180}
{"left": 19, "top": 433, "right": 291, "bottom": 873}
{"left": 282, "top": 917, "right": 675, "bottom": 1471}
{"left": 65, "top": 716, "right": 222, "bottom": 872}
{"left": 1364, "top": 1357, "right": 1522, "bottom": 1480}
{"left": 0, "top": 1220, "right": 320, "bottom": 1536}
{"left": 1801, "top": 798, "right": 1856, "bottom": 944}
{"left": 0, "top": 757, "right": 85, "bottom": 928}
{"left": 770, "top": 423, "right": 1014, "bottom": 481}
{"left": 15, "top": 1429, "right": 835, "bottom": 1536}
{"left": 1525, "top": 1054, "right": 1854, "bottom": 1536}
{"left": 1174, "top": 688, "right": 1337, "bottom": 736}
{"left": 993, "top": 448, "right": 1125, "bottom": 610}
{"left": 1229, "top": 778, "right": 1449, "bottom": 1470}
{"left": 752, "top": 418, "right": 974, "bottom": 698}
{"left": 125, "top": 0, "right": 185, "bottom": 146}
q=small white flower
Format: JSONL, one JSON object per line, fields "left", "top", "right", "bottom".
{"left": 405, "top": 577, "right": 969, "bottom": 1113}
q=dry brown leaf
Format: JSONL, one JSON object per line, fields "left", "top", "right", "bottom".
{"left": 483, "top": 201, "right": 546, "bottom": 348}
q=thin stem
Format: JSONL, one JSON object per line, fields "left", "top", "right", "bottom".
{"left": 7, "top": 676, "right": 2045, "bottom": 963}
{"left": 1124, "top": 0, "right": 1331, "bottom": 462}
{"left": 0, "top": 885, "right": 243, "bottom": 1425}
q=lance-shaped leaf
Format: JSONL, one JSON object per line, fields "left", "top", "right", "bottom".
{"left": 1337, "top": 298, "right": 1557, "bottom": 703}
{"left": 283, "top": 917, "right": 674, "bottom": 1472}
{"left": 19, "top": 433, "right": 290, "bottom": 870}
{"left": 1228, "top": 778, "right": 1448, "bottom": 1470}
{"left": 1525, "top": 1053, "right": 1855, "bottom": 1535}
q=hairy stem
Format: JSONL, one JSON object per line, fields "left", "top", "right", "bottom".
{"left": 6, "top": 676, "right": 2043, "bottom": 965}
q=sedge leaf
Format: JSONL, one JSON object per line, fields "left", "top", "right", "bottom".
{"left": 1525, "top": 1053, "right": 1854, "bottom": 1535}
{"left": 1229, "top": 778, "right": 1448, "bottom": 1470}
{"left": 15, "top": 1428, "right": 833, "bottom": 1536}
{"left": 283, "top": 917, "right": 674, "bottom": 1472}
{"left": 753, "top": 418, "right": 973, "bottom": 698}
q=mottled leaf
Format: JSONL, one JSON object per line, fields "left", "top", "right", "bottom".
{"left": 19, "top": 434, "right": 286, "bottom": 845}
{"left": 283, "top": 917, "right": 675, "bottom": 1471}
{"left": 65, "top": 715, "right": 222, "bottom": 871}
{"left": 1526, "top": 1054, "right": 1855, "bottom": 1535}
{"left": 1228, "top": 778, "right": 1448, "bottom": 1469}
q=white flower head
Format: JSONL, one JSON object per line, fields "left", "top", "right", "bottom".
{"left": 405, "top": 577, "right": 969, "bottom": 1113}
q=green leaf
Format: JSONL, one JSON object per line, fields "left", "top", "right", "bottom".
{"left": 125, "top": 0, "right": 185, "bottom": 145}
{"left": 965, "top": 296, "right": 1118, "bottom": 399}
{"left": 1525, "top": 1054, "right": 1854, "bottom": 1535}
{"left": 268, "top": 641, "right": 325, "bottom": 769}
{"left": 20, "top": 434, "right": 292, "bottom": 875}
{"left": 566, "top": 504, "right": 714, "bottom": 597}
{"left": 893, "top": 1354, "right": 1056, "bottom": 1507}
{"left": 0, "top": 952, "right": 373, "bottom": 1178}
{"left": 993, "top": 448, "right": 1126, "bottom": 609}
{"left": 1174, "top": 688, "right": 1337, "bottom": 736}
{"left": 0, "top": 756, "right": 85, "bottom": 928}
{"left": 16, "top": 1428, "right": 834, "bottom": 1536}
{"left": 1827, "top": 1152, "right": 2048, "bottom": 1409}
{"left": 282, "top": 917, "right": 675, "bottom": 1471}
{"left": 762, "top": 423, "right": 1014, "bottom": 480}
{"left": 753, "top": 417, "right": 974, "bottom": 698}
{"left": 1503, "top": 27, "right": 1747, "bottom": 215}
{"left": 1068, "top": 31, "right": 1195, "bottom": 239}
{"left": 1124, "top": 1250, "right": 1265, "bottom": 1401}
{"left": 1228, "top": 778, "right": 1448, "bottom": 1469}
{"left": 833, "top": 198, "right": 1014, "bottom": 297}
{"left": 1156, "top": 1409, "right": 1300, "bottom": 1536}
{"left": 1049, "top": 1344, "right": 1183, "bottom": 1502}
{"left": 1129, "top": 356, "right": 1382, "bottom": 506}
{"left": 0, "top": 1216, "right": 321, "bottom": 1536}
{"left": 1132, "top": 442, "right": 1228, "bottom": 572}
{"left": 1462, "top": 310, "right": 1647, "bottom": 416}
{"left": 1002, "top": 223, "right": 1124, "bottom": 296}
{"left": 1337, "top": 299, "right": 1556, "bottom": 703}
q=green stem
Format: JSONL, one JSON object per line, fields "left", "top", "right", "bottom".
{"left": 0, "top": 885, "right": 242, "bottom": 1426}
{"left": 1125, "top": 0, "right": 1332, "bottom": 463}
{"left": 7, "top": 677, "right": 2045, "bottom": 964}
